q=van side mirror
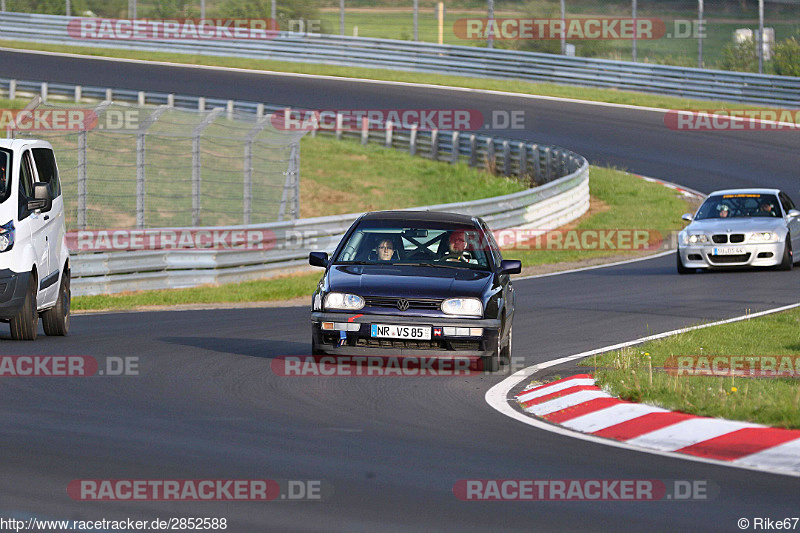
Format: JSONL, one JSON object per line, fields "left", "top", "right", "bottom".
{"left": 28, "top": 182, "right": 52, "bottom": 213}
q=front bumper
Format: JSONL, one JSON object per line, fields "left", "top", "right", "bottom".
{"left": 0, "top": 269, "right": 31, "bottom": 319}
{"left": 679, "top": 242, "right": 785, "bottom": 269}
{"left": 311, "top": 311, "right": 501, "bottom": 357}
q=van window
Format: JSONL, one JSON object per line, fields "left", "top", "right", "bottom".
{"left": 18, "top": 151, "right": 35, "bottom": 220}
{"left": 32, "top": 147, "right": 61, "bottom": 198}
{"left": 0, "top": 149, "right": 10, "bottom": 203}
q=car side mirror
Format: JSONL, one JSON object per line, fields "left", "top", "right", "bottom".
{"left": 787, "top": 209, "right": 800, "bottom": 218}
{"left": 681, "top": 213, "right": 693, "bottom": 222}
{"left": 309, "top": 251, "right": 329, "bottom": 268}
{"left": 499, "top": 259, "right": 521, "bottom": 275}
{"left": 28, "top": 182, "right": 52, "bottom": 213}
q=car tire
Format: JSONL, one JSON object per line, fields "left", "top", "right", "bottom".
{"left": 482, "top": 330, "right": 501, "bottom": 373}
{"left": 42, "top": 269, "right": 70, "bottom": 336}
{"left": 676, "top": 252, "right": 693, "bottom": 275}
{"left": 501, "top": 324, "right": 513, "bottom": 365}
{"left": 10, "top": 273, "right": 38, "bottom": 341}
{"left": 778, "top": 238, "right": 793, "bottom": 271}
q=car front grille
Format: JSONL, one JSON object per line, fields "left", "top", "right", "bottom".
{"left": 449, "top": 340, "right": 482, "bottom": 351}
{"left": 708, "top": 253, "right": 751, "bottom": 264}
{"left": 363, "top": 297, "right": 444, "bottom": 310}
{"left": 355, "top": 338, "right": 445, "bottom": 349}
{"left": 712, "top": 234, "right": 745, "bottom": 244}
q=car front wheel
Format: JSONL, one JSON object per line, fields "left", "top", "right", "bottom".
{"left": 676, "top": 252, "right": 693, "bottom": 275}
{"left": 778, "top": 238, "right": 793, "bottom": 271}
{"left": 10, "top": 273, "right": 38, "bottom": 341}
{"left": 482, "top": 330, "right": 501, "bottom": 373}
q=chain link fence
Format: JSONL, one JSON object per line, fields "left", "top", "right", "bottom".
{"left": 12, "top": 101, "right": 305, "bottom": 231}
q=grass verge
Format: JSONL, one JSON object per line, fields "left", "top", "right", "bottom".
{"left": 0, "top": 39, "right": 786, "bottom": 114}
{"left": 580, "top": 307, "right": 800, "bottom": 429}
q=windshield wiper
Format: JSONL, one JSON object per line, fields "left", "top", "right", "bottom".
{"left": 394, "top": 262, "right": 462, "bottom": 269}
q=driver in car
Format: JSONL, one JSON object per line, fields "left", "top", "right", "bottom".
{"left": 759, "top": 200, "right": 776, "bottom": 217}
{"left": 443, "top": 230, "right": 470, "bottom": 262}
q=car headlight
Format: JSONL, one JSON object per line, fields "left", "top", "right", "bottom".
{"left": 686, "top": 233, "right": 709, "bottom": 245}
{"left": 0, "top": 221, "right": 14, "bottom": 253}
{"left": 324, "top": 292, "right": 364, "bottom": 311}
{"left": 441, "top": 298, "right": 483, "bottom": 317}
{"left": 749, "top": 232, "right": 778, "bottom": 242}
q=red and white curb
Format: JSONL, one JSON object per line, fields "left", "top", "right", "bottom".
{"left": 517, "top": 374, "right": 800, "bottom": 475}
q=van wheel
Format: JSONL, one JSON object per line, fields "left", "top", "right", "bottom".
{"left": 43, "top": 269, "right": 70, "bottom": 336}
{"left": 10, "top": 273, "right": 38, "bottom": 340}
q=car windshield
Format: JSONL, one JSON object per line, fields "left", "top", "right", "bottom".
{"left": 0, "top": 150, "right": 9, "bottom": 203}
{"left": 695, "top": 193, "right": 781, "bottom": 220}
{"left": 334, "top": 219, "right": 493, "bottom": 270}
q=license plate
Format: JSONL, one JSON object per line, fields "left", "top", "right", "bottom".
{"left": 712, "top": 247, "right": 746, "bottom": 255}
{"left": 371, "top": 324, "right": 431, "bottom": 340}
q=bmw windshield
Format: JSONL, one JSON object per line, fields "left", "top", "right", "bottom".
{"left": 695, "top": 193, "right": 781, "bottom": 220}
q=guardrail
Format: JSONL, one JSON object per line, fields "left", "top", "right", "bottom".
{"left": 1, "top": 12, "right": 799, "bottom": 106}
{"left": 0, "top": 79, "right": 589, "bottom": 296}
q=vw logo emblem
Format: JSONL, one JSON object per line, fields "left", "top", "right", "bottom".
{"left": 396, "top": 298, "right": 410, "bottom": 311}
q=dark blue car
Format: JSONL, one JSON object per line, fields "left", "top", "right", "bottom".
{"left": 309, "top": 211, "right": 521, "bottom": 372}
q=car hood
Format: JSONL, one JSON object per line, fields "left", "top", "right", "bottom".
{"left": 686, "top": 217, "right": 786, "bottom": 233}
{"left": 327, "top": 264, "right": 492, "bottom": 299}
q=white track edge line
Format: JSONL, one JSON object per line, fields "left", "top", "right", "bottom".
{"left": 486, "top": 302, "right": 800, "bottom": 478}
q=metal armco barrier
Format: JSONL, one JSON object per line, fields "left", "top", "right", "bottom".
{"left": 1, "top": 12, "right": 799, "bottom": 106}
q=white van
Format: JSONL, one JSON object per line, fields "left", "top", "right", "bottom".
{"left": 0, "top": 139, "right": 70, "bottom": 340}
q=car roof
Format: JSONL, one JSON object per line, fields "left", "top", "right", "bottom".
{"left": 0, "top": 139, "right": 54, "bottom": 151}
{"left": 360, "top": 210, "right": 480, "bottom": 225}
{"left": 708, "top": 188, "right": 782, "bottom": 196}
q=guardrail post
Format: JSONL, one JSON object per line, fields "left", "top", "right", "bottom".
{"left": 198, "top": 97, "right": 206, "bottom": 112}
{"left": 469, "top": 134, "right": 477, "bottom": 167}
{"left": 544, "top": 147, "right": 553, "bottom": 182}
{"left": 105, "top": 88, "right": 113, "bottom": 101}
{"left": 385, "top": 120, "right": 393, "bottom": 148}
{"left": 532, "top": 144, "right": 541, "bottom": 184}
{"left": 430, "top": 129, "right": 439, "bottom": 161}
{"left": 243, "top": 116, "right": 270, "bottom": 225}
{"left": 502, "top": 140, "right": 511, "bottom": 176}
{"left": 138, "top": 91, "right": 145, "bottom": 106}
{"left": 167, "top": 94, "right": 174, "bottom": 107}
{"left": 409, "top": 125, "right": 417, "bottom": 155}
{"left": 361, "top": 116, "right": 369, "bottom": 145}
{"left": 8, "top": 80, "right": 15, "bottom": 100}
{"left": 335, "top": 113, "right": 343, "bottom": 140}
{"left": 74, "top": 85, "right": 82, "bottom": 103}
{"left": 518, "top": 142, "right": 527, "bottom": 182}
{"left": 450, "top": 132, "right": 459, "bottom": 164}
{"left": 485, "top": 138, "right": 495, "bottom": 172}
{"left": 227, "top": 100, "right": 235, "bottom": 120}
{"left": 256, "top": 103, "right": 264, "bottom": 118}
{"left": 191, "top": 107, "right": 223, "bottom": 226}
{"left": 40, "top": 82, "right": 48, "bottom": 103}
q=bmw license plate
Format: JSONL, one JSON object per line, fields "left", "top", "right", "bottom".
{"left": 712, "top": 247, "right": 745, "bottom": 255}
{"left": 371, "top": 324, "right": 431, "bottom": 340}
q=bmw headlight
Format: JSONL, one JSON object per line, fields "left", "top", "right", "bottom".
{"left": 687, "top": 233, "right": 709, "bottom": 245}
{"left": 324, "top": 292, "right": 365, "bottom": 311}
{"left": 0, "top": 221, "right": 14, "bottom": 252}
{"left": 749, "top": 232, "right": 778, "bottom": 242}
{"left": 441, "top": 298, "right": 483, "bottom": 317}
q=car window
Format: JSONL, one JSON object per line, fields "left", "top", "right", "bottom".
{"left": 0, "top": 149, "right": 10, "bottom": 204}
{"left": 335, "top": 220, "right": 491, "bottom": 270}
{"left": 18, "top": 150, "right": 35, "bottom": 220}
{"left": 32, "top": 147, "right": 61, "bottom": 198}
{"left": 695, "top": 193, "right": 780, "bottom": 220}
{"left": 779, "top": 192, "right": 795, "bottom": 213}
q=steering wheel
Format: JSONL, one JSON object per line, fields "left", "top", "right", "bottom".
{"left": 407, "top": 248, "right": 436, "bottom": 260}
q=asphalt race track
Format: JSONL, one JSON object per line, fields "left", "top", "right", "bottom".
{"left": 1, "top": 49, "right": 799, "bottom": 531}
